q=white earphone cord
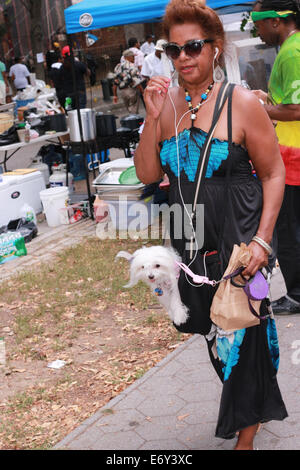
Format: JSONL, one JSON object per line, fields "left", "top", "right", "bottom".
{"left": 167, "top": 76, "right": 217, "bottom": 288}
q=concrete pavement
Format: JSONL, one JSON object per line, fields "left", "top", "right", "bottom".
{"left": 54, "top": 269, "right": 300, "bottom": 451}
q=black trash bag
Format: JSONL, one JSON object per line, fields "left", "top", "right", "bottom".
{"left": 6, "top": 217, "right": 38, "bottom": 243}
{"left": 0, "top": 124, "right": 19, "bottom": 146}
{"left": 38, "top": 144, "right": 65, "bottom": 174}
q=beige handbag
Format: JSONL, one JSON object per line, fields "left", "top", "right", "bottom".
{"left": 210, "top": 244, "right": 261, "bottom": 332}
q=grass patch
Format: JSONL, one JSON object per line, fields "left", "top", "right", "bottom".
{"left": 3, "top": 237, "right": 159, "bottom": 311}
{"left": 14, "top": 314, "right": 44, "bottom": 343}
{"left": 0, "top": 234, "right": 190, "bottom": 449}
{"left": 2, "top": 237, "right": 161, "bottom": 360}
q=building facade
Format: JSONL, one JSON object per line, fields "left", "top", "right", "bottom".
{"left": 0, "top": 0, "right": 164, "bottom": 82}
{"left": 0, "top": 0, "right": 73, "bottom": 63}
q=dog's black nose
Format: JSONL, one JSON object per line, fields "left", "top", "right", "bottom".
{"left": 148, "top": 274, "right": 155, "bottom": 280}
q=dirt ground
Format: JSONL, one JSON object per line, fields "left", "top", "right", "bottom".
{"left": 0, "top": 237, "right": 190, "bottom": 449}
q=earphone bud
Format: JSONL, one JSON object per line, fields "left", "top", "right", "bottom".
{"left": 214, "top": 47, "right": 219, "bottom": 60}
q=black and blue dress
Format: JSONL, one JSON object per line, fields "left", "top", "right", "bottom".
{"left": 159, "top": 88, "right": 288, "bottom": 439}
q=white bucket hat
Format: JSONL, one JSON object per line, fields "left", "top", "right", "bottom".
{"left": 155, "top": 39, "right": 167, "bottom": 52}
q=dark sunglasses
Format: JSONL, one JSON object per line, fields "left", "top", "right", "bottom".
{"left": 163, "top": 39, "right": 213, "bottom": 60}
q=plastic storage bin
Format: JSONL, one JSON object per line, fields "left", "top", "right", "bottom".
{"left": 14, "top": 99, "right": 35, "bottom": 117}
{"left": 0, "top": 171, "right": 45, "bottom": 227}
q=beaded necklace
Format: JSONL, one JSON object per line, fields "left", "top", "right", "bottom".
{"left": 185, "top": 82, "right": 214, "bottom": 125}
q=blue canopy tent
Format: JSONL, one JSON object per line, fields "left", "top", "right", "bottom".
{"left": 64, "top": 0, "right": 254, "bottom": 34}
{"left": 63, "top": 0, "right": 255, "bottom": 218}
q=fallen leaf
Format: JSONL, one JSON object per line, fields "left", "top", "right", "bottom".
{"left": 63, "top": 312, "right": 76, "bottom": 319}
{"left": 41, "top": 422, "right": 52, "bottom": 428}
{"left": 177, "top": 413, "right": 189, "bottom": 421}
{"left": 52, "top": 404, "right": 62, "bottom": 411}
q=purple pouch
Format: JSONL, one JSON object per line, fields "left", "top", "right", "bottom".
{"left": 243, "top": 270, "right": 269, "bottom": 301}
{"left": 226, "top": 268, "right": 270, "bottom": 320}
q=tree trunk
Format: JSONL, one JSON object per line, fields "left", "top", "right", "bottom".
{"left": 28, "top": 0, "right": 45, "bottom": 81}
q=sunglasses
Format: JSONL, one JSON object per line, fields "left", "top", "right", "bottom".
{"left": 163, "top": 39, "right": 213, "bottom": 60}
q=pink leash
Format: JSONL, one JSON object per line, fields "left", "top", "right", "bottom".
{"left": 175, "top": 261, "right": 217, "bottom": 286}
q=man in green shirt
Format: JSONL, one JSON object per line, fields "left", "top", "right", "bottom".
{"left": 251, "top": 0, "right": 300, "bottom": 314}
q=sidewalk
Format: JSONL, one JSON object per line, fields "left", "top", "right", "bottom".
{"left": 86, "top": 84, "right": 146, "bottom": 118}
{"left": 54, "top": 269, "right": 300, "bottom": 451}
{"left": 0, "top": 218, "right": 97, "bottom": 282}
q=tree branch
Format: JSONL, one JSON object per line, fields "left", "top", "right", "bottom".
{"left": 19, "top": 0, "right": 30, "bottom": 11}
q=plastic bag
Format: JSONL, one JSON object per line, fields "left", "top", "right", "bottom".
{"left": 20, "top": 204, "right": 37, "bottom": 225}
{"left": 0, "top": 232, "right": 27, "bottom": 264}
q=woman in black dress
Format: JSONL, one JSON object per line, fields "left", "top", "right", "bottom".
{"left": 134, "top": 0, "right": 288, "bottom": 450}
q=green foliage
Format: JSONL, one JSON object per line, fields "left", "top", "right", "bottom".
{"left": 240, "top": 12, "right": 258, "bottom": 37}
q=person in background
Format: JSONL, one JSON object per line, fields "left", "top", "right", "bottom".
{"left": 128, "top": 37, "right": 144, "bottom": 71}
{"left": 9, "top": 57, "right": 30, "bottom": 92}
{"left": 140, "top": 34, "right": 156, "bottom": 56}
{"left": 48, "top": 56, "right": 64, "bottom": 107}
{"left": 86, "top": 53, "right": 97, "bottom": 87}
{"left": 113, "top": 49, "right": 144, "bottom": 114}
{"left": 141, "top": 39, "right": 177, "bottom": 86}
{"left": 0, "top": 59, "right": 10, "bottom": 104}
{"left": 58, "top": 45, "right": 90, "bottom": 110}
{"left": 251, "top": 0, "right": 300, "bottom": 315}
{"left": 45, "top": 41, "right": 61, "bottom": 72}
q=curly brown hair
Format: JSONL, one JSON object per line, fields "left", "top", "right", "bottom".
{"left": 162, "top": 0, "right": 225, "bottom": 51}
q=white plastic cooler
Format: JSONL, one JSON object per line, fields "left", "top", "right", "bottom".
{"left": 0, "top": 170, "right": 45, "bottom": 226}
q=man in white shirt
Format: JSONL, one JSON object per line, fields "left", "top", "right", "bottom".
{"left": 141, "top": 39, "right": 177, "bottom": 86}
{"left": 9, "top": 57, "right": 30, "bottom": 91}
{"left": 127, "top": 37, "right": 144, "bottom": 71}
{"left": 140, "top": 35, "right": 155, "bottom": 57}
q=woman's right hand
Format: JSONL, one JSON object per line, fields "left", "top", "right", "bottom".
{"left": 143, "top": 76, "right": 171, "bottom": 120}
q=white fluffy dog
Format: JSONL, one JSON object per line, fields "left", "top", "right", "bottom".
{"left": 116, "top": 245, "right": 189, "bottom": 326}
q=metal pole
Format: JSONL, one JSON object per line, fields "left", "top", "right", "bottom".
{"left": 67, "top": 35, "right": 94, "bottom": 220}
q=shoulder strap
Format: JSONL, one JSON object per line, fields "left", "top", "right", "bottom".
{"left": 217, "top": 83, "right": 235, "bottom": 268}
{"left": 188, "top": 82, "right": 232, "bottom": 259}
{"left": 212, "top": 80, "right": 227, "bottom": 121}
{"left": 191, "top": 81, "right": 231, "bottom": 215}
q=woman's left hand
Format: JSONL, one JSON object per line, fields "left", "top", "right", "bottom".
{"left": 242, "top": 241, "right": 268, "bottom": 277}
